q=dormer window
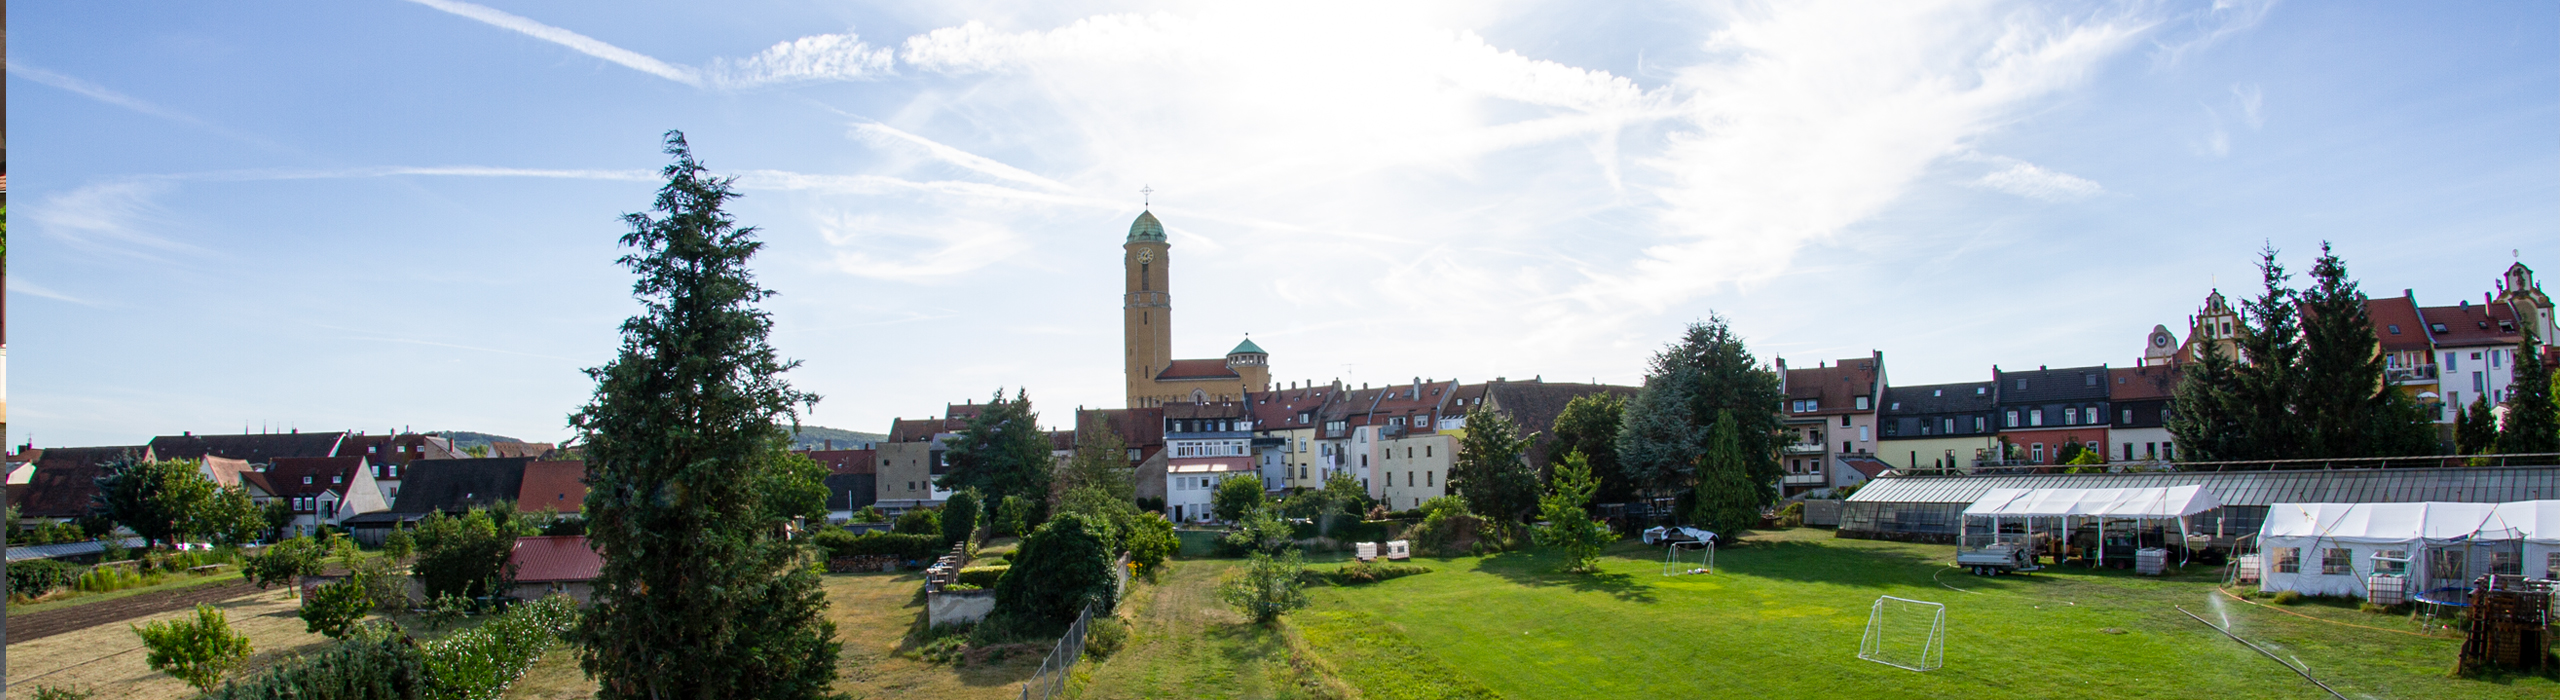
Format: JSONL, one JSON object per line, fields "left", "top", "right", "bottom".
{"left": 2431, "top": 323, "right": 2448, "bottom": 333}
{"left": 2388, "top": 324, "right": 2401, "bottom": 335}
{"left": 1932, "top": 389, "right": 1943, "bottom": 397}
{"left": 1976, "top": 387, "right": 1986, "bottom": 395}
{"left": 302, "top": 476, "right": 313, "bottom": 485}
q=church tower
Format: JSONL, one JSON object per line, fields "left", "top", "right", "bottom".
{"left": 1125, "top": 211, "right": 1174, "bottom": 407}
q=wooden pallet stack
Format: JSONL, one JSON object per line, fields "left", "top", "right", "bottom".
{"left": 2458, "top": 574, "right": 2554, "bottom": 673}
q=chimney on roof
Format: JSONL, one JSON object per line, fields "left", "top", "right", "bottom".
{"left": 2405, "top": 289, "right": 2415, "bottom": 300}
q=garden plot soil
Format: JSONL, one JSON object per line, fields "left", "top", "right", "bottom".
{"left": 3, "top": 587, "right": 331, "bottom": 699}
{"left": 8, "top": 579, "right": 263, "bottom": 644}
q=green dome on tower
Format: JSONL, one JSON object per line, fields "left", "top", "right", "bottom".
{"left": 1228, "top": 337, "right": 1266, "bottom": 356}
{"left": 1127, "top": 210, "right": 1167, "bottom": 243}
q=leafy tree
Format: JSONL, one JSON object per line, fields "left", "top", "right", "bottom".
{"left": 91, "top": 457, "right": 218, "bottom": 549}
{"left": 383, "top": 527, "right": 417, "bottom": 562}
{"left": 134, "top": 604, "right": 253, "bottom": 692}
{"left": 1411, "top": 496, "right": 1487, "bottom": 556}
{"left": 852, "top": 505, "right": 887, "bottom": 524}
{"left": 1125, "top": 511, "right": 1179, "bottom": 576}
{"left": 1550, "top": 392, "right": 1632, "bottom": 504}
{"left": 1449, "top": 404, "right": 1541, "bottom": 522}
{"left": 758, "top": 452, "right": 832, "bottom": 527}
{"left": 2367, "top": 387, "right": 2445, "bottom": 458}
{"left": 993, "top": 513, "right": 1118, "bottom": 631}
{"left": 1533, "top": 451, "right": 1613, "bottom": 573}
{"left": 994, "top": 495, "right": 1034, "bottom": 538}
{"left": 1060, "top": 418, "right": 1136, "bottom": 504}
{"left": 1219, "top": 506, "right": 1293, "bottom": 556}
{"left": 1212, "top": 475, "right": 1266, "bottom": 522}
{"left": 260, "top": 499, "right": 297, "bottom": 543}
{"left": 412, "top": 508, "right": 527, "bottom": 600}
{"left": 298, "top": 570, "right": 377, "bottom": 638}
{"left": 1054, "top": 486, "right": 1136, "bottom": 549}
{"left": 937, "top": 388, "right": 1055, "bottom": 522}
{"left": 243, "top": 535, "right": 326, "bottom": 591}
{"left": 567, "top": 132, "right": 840, "bottom": 699}
{"left": 1218, "top": 549, "right": 1309, "bottom": 624}
{"left": 2457, "top": 394, "right": 2499, "bottom": 456}
{"left": 2497, "top": 327, "right": 2558, "bottom": 455}
{"left": 198, "top": 487, "right": 268, "bottom": 547}
{"left": 942, "top": 489, "right": 982, "bottom": 548}
{"left": 1690, "top": 411, "right": 1761, "bottom": 538}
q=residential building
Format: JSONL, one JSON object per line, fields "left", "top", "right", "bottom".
{"left": 2422, "top": 298, "right": 2528, "bottom": 418}
{"left": 1121, "top": 209, "right": 1273, "bottom": 407}
{"left": 1877, "top": 381, "right": 1998, "bottom": 473}
{"left": 149, "top": 430, "right": 348, "bottom": 466}
{"left": 266, "top": 456, "right": 387, "bottom": 535}
{"left": 1162, "top": 402, "right": 1254, "bottom": 522}
{"left": 1248, "top": 381, "right": 1337, "bottom": 492}
{"left": 2106, "top": 365, "right": 2180, "bottom": 463}
{"left": 2367, "top": 291, "right": 2442, "bottom": 413}
{"left": 516, "top": 460, "right": 589, "bottom": 514}
{"left": 2181, "top": 289, "right": 2243, "bottom": 365}
{"left": 1467, "top": 378, "right": 1638, "bottom": 472}
{"left": 876, "top": 416, "right": 958, "bottom": 511}
{"left": 12, "top": 446, "right": 148, "bottom": 521}
{"left": 346, "top": 456, "right": 536, "bottom": 544}
{"left": 1778, "top": 354, "right": 1885, "bottom": 494}
{"left": 1990, "top": 365, "right": 2111, "bottom": 465}
{"left": 1073, "top": 406, "right": 1169, "bottom": 504}
{"left": 505, "top": 535, "right": 604, "bottom": 604}
{"left": 1373, "top": 427, "right": 1454, "bottom": 511}
{"left": 335, "top": 432, "right": 463, "bottom": 504}
{"left": 798, "top": 448, "right": 877, "bottom": 521}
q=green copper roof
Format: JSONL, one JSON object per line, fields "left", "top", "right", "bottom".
{"left": 1228, "top": 337, "right": 1266, "bottom": 355}
{"left": 1127, "top": 210, "right": 1166, "bottom": 243}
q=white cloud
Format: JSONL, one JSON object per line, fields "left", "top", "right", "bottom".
{"left": 10, "top": 61, "right": 282, "bottom": 148}
{"left": 712, "top": 32, "right": 896, "bottom": 87}
{"left": 6, "top": 277, "right": 103, "bottom": 306}
{"left": 816, "top": 213, "right": 1022, "bottom": 280}
{"left": 32, "top": 181, "right": 208, "bottom": 262}
{"left": 401, "top": 0, "right": 704, "bottom": 87}
{"left": 2152, "top": 0, "right": 2281, "bottom": 68}
{"left": 1973, "top": 162, "right": 2105, "bottom": 201}
{"left": 2232, "top": 83, "right": 2264, "bottom": 129}
{"left": 849, "top": 123, "right": 1070, "bottom": 191}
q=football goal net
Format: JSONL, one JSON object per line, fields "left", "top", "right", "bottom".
{"left": 1662, "top": 540, "right": 1714, "bottom": 576}
{"left": 1857, "top": 596, "right": 1945, "bottom": 672}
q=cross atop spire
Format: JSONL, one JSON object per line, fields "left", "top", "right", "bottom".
{"left": 1141, "top": 184, "right": 1154, "bottom": 207}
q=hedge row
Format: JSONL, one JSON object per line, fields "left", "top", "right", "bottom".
{"left": 818, "top": 531, "right": 943, "bottom": 562}
{"left": 207, "top": 595, "right": 578, "bottom": 700}
{"left": 955, "top": 565, "right": 1008, "bottom": 589}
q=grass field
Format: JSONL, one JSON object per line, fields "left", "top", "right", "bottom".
{"left": 1255, "top": 528, "right": 2555, "bottom": 700}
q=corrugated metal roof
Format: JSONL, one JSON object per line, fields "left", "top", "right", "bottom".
{"left": 6, "top": 537, "right": 148, "bottom": 562}
{"left": 1845, "top": 467, "right": 2560, "bottom": 508}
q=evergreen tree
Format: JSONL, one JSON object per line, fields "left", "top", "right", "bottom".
{"left": 2496, "top": 327, "right": 2558, "bottom": 454}
{"left": 992, "top": 513, "right": 1118, "bottom": 631}
{"left": 941, "top": 489, "right": 981, "bottom": 548}
{"left": 1549, "top": 392, "right": 1632, "bottom": 505}
{"left": 2229, "top": 246, "right": 2308, "bottom": 459}
{"left": 1449, "top": 404, "right": 1540, "bottom": 522}
{"left": 938, "top": 388, "right": 1054, "bottom": 522}
{"left": 1615, "top": 317, "right": 1786, "bottom": 514}
{"left": 2297, "top": 243, "right": 2391, "bottom": 457}
{"left": 568, "top": 132, "right": 840, "bottom": 699}
{"left": 2456, "top": 394, "right": 2499, "bottom": 456}
{"left": 1532, "top": 451, "right": 1613, "bottom": 573}
{"left": 1690, "top": 411, "right": 1761, "bottom": 537}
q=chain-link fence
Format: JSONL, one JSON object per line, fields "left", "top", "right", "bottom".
{"left": 1018, "top": 603, "right": 1094, "bottom": 700}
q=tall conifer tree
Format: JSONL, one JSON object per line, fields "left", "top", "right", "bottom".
{"left": 1450, "top": 404, "right": 1540, "bottom": 522}
{"left": 569, "top": 132, "right": 840, "bottom": 699}
{"left": 2496, "top": 327, "right": 2558, "bottom": 454}
{"left": 1615, "top": 317, "right": 1784, "bottom": 520}
{"left": 938, "top": 388, "right": 1055, "bottom": 521}
{"left": 2297, "top": 244, "right": 2387, "bottom": 457}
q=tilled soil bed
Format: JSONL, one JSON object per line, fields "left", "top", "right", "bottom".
{"left": 8, "top": 579, "right": 263, "bottom": 644}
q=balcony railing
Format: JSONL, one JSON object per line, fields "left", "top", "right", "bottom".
{"left": 1782, "top": 474, "right": 1827, "bottom": 485}
{"left": 1782, "top": 443, "right": 1826, "bottom": 455}
{"left": 2384, "top": 364, "right": 2439, "bottom": 384}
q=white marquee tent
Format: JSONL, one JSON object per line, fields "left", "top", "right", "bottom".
{"left": 1960, "top": 486, "right": 2222, "bottom": 565}
{"left": 2257, "top": 501, "right": 2555, "bottom": 599}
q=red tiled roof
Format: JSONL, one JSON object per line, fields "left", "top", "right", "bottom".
{"left": 889, "top": 417, "right": 959, "bottom": 443}
{"left": 268, "top": 456, "right": 365, "bottom": 500}
{"left": 2364, "top": 296, "right": 2432, "bottom": 352}
{"left": 799, "top": 449, "right": 877, "bottom": 475}
{"left": 1783, "top": 356, "right": 1881, "bottom": 416}
{"left": 1163, "top": 402, "right": 1248, "bottom": 420}
{"left": 1078, "top": 408, "right": 1165, "bottom": 450}
{"left": 1156, "top": 359, "right": 1239, "bottom": 380}
{"left": 2419, "top": 302, "right": 2524, "bottom": 348}
{"left": 20, "top": 447, "right": 148, "bottom": 517}
{"left": 946, "top": 403, "right": 987, "bottom": 420}
{"left": 507, "top": 536, "right": 603, "bottom": 583}
{"left": 1839, "top": 456, "right": 1894, "bottom": 479}
{"left": 488, "top": 441, "right": 555, "bottom": 459}
{"left": 2107, "top": 365, "right": 2181, "bottom": 402}
{"left": 516, "top": 460, "right": 588, "bottom": 512}
{"left": 1247, "top": 385, "right": 1336, "bottom": 429}
{"left": 200, "top": 456, "right": 258, "bottom": 489}
{"left": 1048, "top": 431, "right": 1076, "bottom": 452}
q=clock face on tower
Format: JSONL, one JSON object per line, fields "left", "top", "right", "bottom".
{"left": 1137, "top": 249, "right": 1153, "bottom": 264}
{"left": 2152, "top": 332, "right": 2171, "bottom": 348}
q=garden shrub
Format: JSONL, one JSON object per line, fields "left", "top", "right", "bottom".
{"left": 299, "top": 572, "right": 380, "bottom": 639}
{"left": 135, "top": 604, "right": 255, "bottom": 692}
{"left": 1126, "top": 512, "right": 1177, "bottom": 575}
{"left": 1776, "top": 501, "right": 1805, "bottom": 528}
{"left": 829, "top": 532, "right": 942, "bottom": 562}
{"left": 11, "top": 559, "right": 82, "bottom": 599}
{"left": 956, "top": 565, "right": 1009, "bottom": 589}
{"left": 943, "top": 491, "right": 981, "bottom": 548}
{"left": 894, "top": 508, "right": 942, "bottom": 536}
{"left": 204, "top": 627, "right": 424, "bottom": 700}
{"left": 1219, "top": 550, "right": 1310, "bottom": 623}
{"left": 1411, "top": 498, "right": 1486, "bottom": 556}
{"left": 1084, "top": 617, "right": 1129, "bottom": 660}
{"left": 26, "top": 685, "right": 96, "bottom": 700}
{"left": 418, "top": 594, "right": 578, "bottom": 700}
{"left": 992, "top": 513, "right": 1118, "bottom": 633}
{"left": 244, "top": 536, "right": 326, "bottom": 590}
{"left": 2271, "top": 590, "right": 2303, "bottom": 605}
{"left": 76, "top": 566, "right": 152, "bottom": 593}
{"left": 852, "top": 505, "right": 886, "bottom": 523}
{"left": 1216, "top": 508, "right": 1295, "bottom": 558}
{"left": 810, "top": 527, "right": 863, "bottom": 558}
{"left": 1327, "top": 561, "right": 1431, "bottom": 585}
{"left": 412, "top": 509, "right": 528, "bottom": 601}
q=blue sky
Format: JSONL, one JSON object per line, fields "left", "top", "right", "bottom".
{"left": 11, "top": 1, "right": 2555, "bottom": 447}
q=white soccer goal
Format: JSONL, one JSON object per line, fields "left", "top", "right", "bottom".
{"left": 1857, "top": 595, "right": 1945, "bottom": 672}
{"left": 1661, "top": 540, "right": 1714, "bottom": 576}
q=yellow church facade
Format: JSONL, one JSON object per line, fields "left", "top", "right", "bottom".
{"left": 1122, "top": 211, "right": 1271, "bottom": 408}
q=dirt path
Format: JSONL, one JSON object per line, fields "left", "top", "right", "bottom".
{"left": 8, "top": 580, "right": 265, "bottom": 645}
{"left": 4, "top": 587, "right": 332, "bottom": 698}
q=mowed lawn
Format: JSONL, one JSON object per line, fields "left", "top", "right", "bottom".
{"left": 1289, "top": 528, "right": 2555, "bottom": 700}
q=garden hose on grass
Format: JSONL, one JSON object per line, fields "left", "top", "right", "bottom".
{"left": 2176, "top": 605, "right": 2348, "bottom": 700}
